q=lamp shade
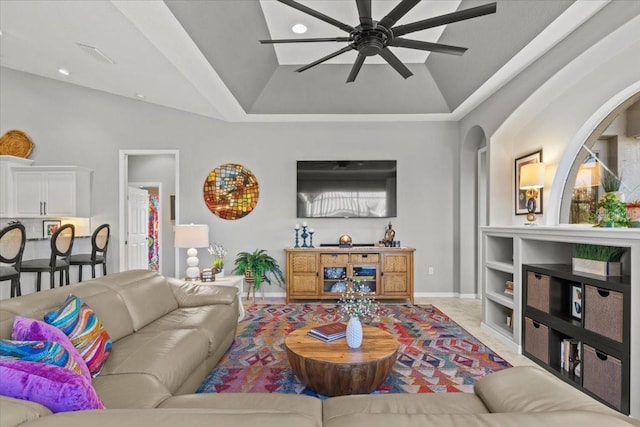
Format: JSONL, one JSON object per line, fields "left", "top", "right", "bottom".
{"left": 520, "top": 163, "right": 545, "bottom": 189}
{"left": 174, "top": 224, "right": 209, "bottom": 248}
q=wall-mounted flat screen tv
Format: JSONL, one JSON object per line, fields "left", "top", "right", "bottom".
{"left": 297, "top": 160, "right": 397, "bottom": 218}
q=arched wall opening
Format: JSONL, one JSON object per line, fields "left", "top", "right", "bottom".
{"left": 457, "top": 125, "right": 487, "bottom": 297}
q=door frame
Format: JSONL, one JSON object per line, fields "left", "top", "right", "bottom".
{"left": 118, "top": 150, "right": 180, "bottom": 274}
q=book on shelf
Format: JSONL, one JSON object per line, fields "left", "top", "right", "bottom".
{"left": 560, "top": 339, "right": 581, "bottom": 375}
{"left": 307, "top": 322, "right": 347, "bottom": 342}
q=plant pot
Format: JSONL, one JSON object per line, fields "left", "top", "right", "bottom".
{"left": 572, "top": 258, "right": 622, "bottom": 277}
{"left": 215, "top": 268, "right": 224, "bottom": 279}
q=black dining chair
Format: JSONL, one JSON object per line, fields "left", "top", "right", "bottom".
{"left": 0, "top": 222, "right": 27, "bottom": 297}
{"left": 70, "top": 224, "right": 110, "bottom": 282}
{"left": 21, "top": 223, "right": 75, "bottom": 291}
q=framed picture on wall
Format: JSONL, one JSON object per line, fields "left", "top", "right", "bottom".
{"left": 515, "top": 150, "right": 543, "bottom": 215}
{"left": 42, "top": 220, "right": 61, "bottom": 238}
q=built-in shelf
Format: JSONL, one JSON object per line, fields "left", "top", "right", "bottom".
{"left": 479, "top": 226, "right": 640, "bottom": 418}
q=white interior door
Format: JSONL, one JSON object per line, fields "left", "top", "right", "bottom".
{"left": 127, "top": 186, "right": 149, "bottom": 270}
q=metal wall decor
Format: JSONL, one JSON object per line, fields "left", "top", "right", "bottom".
{"left": 203, "top": 163, "right": 259, "bottom": 220}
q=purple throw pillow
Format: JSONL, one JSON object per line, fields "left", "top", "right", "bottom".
{"left": 12, "top": 316, "right": 91, "bottom": 380}
{"left": 0, "top": 359, "right": 105, "bottom": 413}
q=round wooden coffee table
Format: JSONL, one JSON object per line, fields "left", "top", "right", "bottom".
{"left": 285, "top": 323, "right": 399, "bottom": 396}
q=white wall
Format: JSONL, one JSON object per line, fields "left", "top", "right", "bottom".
{"left": 0, "top": 68, "right": 459, "bottom": 296}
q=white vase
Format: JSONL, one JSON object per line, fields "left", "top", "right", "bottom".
{"left": 346, "top": 316, "right": 363, "bottom": 349}
{"left": 215, "top": 268, "right": 225, "bottom": 279}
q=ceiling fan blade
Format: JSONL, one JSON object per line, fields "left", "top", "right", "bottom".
{"left": 277, "top": 0, "right": 355, "bottom": 33}
{"left": 356, "top": 0, "right": 373, "bottom": 28}
{"left": 295, "top": 46, "right": 354, "bottom": 73}
{"left": 378, "top": 48, "right": 413, "bottom": 79}
{"left": 260, "top": 37, "right": 351, "bottom": 44}
{"left": 346, "top": 53, "right": 366, "bottom": 83}
{"left": 392, "top": 2, "right": 497, "bottom": 37}
{"left": 390, "top": 38, "right": 467, "bottom": 56}
{"left": 377, "top": 0, "right": 421, "bottom": 30}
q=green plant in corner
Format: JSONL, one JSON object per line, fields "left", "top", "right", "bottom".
{"left": 232, "top": 249, "right": 285, "bottom": 292}
{"left": 574, "top": 244, "right": 626, "bottom": 262}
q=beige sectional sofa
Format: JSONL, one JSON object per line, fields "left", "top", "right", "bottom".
{"left": 0, "top": 270, "right": 638, "bottom": 427}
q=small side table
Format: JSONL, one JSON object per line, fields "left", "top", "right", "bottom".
{"left": 190, "top": 275, "right": 245, "bottom": 322}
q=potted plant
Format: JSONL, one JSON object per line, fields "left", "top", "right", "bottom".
{"left": 597, "top": 192, "right": 629, "bottom": 227}
{"left": 208, "top": 243, "right": 227, "bottom": 277}
{"left": 572, "top": 244, "right": 625, "bottom": 276}
{"left": 233, "top": 249, "right": 285, "bottom": 299}
{"left": 338, "top": 279, "right": 381, "bottom": 349}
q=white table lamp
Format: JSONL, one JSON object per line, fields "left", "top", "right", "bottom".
{"left": 519, "top": 162, "right": 545, "bottom": 225}
{"left": 174, "top": 224, "right": 209, "bottom": 280}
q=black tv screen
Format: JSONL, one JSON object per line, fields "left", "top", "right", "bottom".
{"left": 297, "top": 160, "right": 397, "bottom": 218}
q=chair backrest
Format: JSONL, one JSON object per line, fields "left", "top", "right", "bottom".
{"left": 50, "top": 224, "right": 75, "bottom": 266}
{"left": 91, "top": 224, "right": 110, "bottom": 262}
{"left": 0, "top": 222, "right": 26, "bottom": 271}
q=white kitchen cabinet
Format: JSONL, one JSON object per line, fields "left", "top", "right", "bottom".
{"left": 13, "top": 168, "right": 91, "bottom": 217}
{"left": 0, "top": 156, "right": 92, "bottom": 218}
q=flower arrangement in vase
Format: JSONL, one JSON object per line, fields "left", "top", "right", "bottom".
{"left": 208, "top": 243, "right": 227, "bottom": 276}
{"left": 338, "top": 279, "right": 381, "bottom": 349}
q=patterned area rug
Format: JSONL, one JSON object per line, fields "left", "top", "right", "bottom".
{"left": 197, "top": 303, "right": 510, "bottom": 397}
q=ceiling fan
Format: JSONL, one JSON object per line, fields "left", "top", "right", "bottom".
{"left": 260, "top": 0, "right": 497, "bottom": 83}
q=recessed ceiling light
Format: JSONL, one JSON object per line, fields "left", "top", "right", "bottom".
{"left": 135, "top": 93, "right": 146, "bottom": 100}
{"left": 57, "top": 68, "right": 70, "bottom": 76}
{"left": 291, "top": 24, "right": 307, "bottom": 34}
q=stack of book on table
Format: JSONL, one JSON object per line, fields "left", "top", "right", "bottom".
{"left": 308, "top": 322, "right": 347, "bottom": 342}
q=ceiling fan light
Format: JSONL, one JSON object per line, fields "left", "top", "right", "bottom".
{"left": 291, "top": 23, "right": 307, "bottom": 34}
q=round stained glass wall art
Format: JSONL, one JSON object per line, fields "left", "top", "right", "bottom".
{"left": 203, "top": 163, "right": 259, "bottom": 220}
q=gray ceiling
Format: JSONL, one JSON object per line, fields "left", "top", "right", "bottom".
{"left": 0, "top": 0, "right": 599, "bottom": 122}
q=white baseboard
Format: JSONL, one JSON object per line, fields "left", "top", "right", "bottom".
{"left": 414, "top": 292, "right": 481, "bottom": 299}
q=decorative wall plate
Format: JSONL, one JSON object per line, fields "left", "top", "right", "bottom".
{"left": 203, "top": 163, "right": 259, "bottom": 220}
{"left": 0, "top": 129, "right": 34, "bottom": 158}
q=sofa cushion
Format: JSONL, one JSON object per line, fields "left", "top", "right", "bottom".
{"left": 0, "top": 360, "right": 104, "bottom": 413}
{"left": 323, "top": 393, "right": 489, "bottom": 422}
{"left": 20, "top": 408, "right": 322, "bottom": 427}
{"left": 0, "top": 396, "right": 52, "bottom": 427}
{"left": 44, "top": 295, "right": 112, "bottom": 377}
{"left": 160, "top": 394, "right": 322, "bottom": 426}
{"left": 11, "top": 316, "right": 91, "bottom": 380}
{"left": 167, "top": 279, "right": 238, "bottom": 307}
{"left": 322, "top": 411, "right": 635, "bottom": 427}
{"left": 92, "top": 270, "right": 179, "bottom": 331}
{"left": 0, "top": 339, "right": 85, "bottom": 376}
{"left": 140, "top": 305, "right": 237, "bottom": 356}
{"left": 474, "top": 366, "right": 626, "bottom": 419}
{"left": 100, "top": 329, "right": 208, "bottom": 393}
{"left": 92, "top": 373, "right": 172, "bottom": 409}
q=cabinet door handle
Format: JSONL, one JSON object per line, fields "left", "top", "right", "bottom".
{"left": 381, "top": 271, "right": 384, "bottom": 276}
{"left": 362, "top": 254, "right": 368, "bottom": 258}
{"left": 43, "top": 201, "right": 47, "bottom": 215}
{"left": 597, "top": 289, "right": 610, "bottom": 298}
{"left": 40, "top": 201, "right": 43, "bottom": 215}
{"left": 532, "top": 320, "right": 541, "bottom": 328}
{"left": 595, "top": 350, "right": 608, "bottom": 361}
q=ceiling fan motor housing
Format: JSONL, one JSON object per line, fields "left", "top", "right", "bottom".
{"left": 352, "top": 24, "right": 391, "bottom": 56}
